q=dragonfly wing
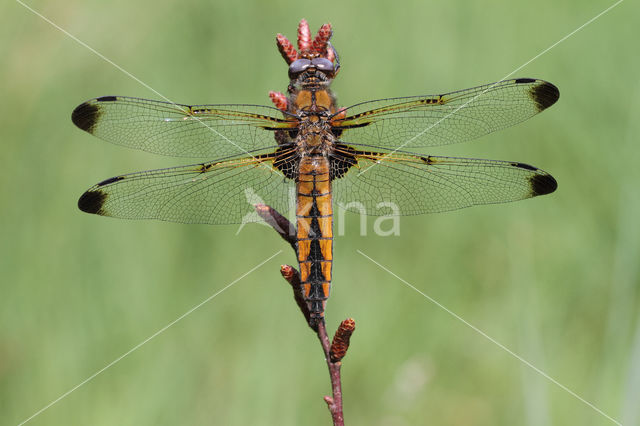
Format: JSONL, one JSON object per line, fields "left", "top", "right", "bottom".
{"left": 72, "top": 96, "right": 296, "bottom": 158}
{"left": 332, "top": 79, "right": 559, "bottom": 151}
{"left": 78, "top": 151, "right": 298, "bottom": 225}
{"left": 331, "top": 147, "right": 557, "bottom": 216}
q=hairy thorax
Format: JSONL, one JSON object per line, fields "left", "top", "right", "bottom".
{"left": 290, "top": 78, "right": 338, "bottom": 156}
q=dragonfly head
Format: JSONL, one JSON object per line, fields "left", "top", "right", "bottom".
{"left": 277, "top": 20, "right": 340, "bottom": 81}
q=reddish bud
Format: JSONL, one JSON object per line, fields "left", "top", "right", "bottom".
{"left": 280, "top": 264, "right": 299, "bottom": 285}
{"left": 330, "top": 318, "right": 356, "bottom": 362}
{"left": 276, "top": 34, "right": 297, "bottom": 64}
{"left": 269, "top": 91, "right": 288, "bottom": 112}
{"left": 297, "top": 19, "right": 311, "bottom": 52}
{"left": 312, "top": 23, "right": 332, "bottom": 55}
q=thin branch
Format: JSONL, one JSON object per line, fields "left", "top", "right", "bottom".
{"left": 279, "top": 264, "right": 313, "bottom": 329}
{"left": 254, "top": 204, "right": 296, "bottom": 250}
{"left": 260, "top": 204, "right": 354, "bottom": 425}
{"left": 318, "top": 321, "right": 345, "bottom": 426}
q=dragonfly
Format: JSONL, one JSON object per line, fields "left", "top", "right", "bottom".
{"left": 73, "top": 20, "right": 559, "bottom": 326}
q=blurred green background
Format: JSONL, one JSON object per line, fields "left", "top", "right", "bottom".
{"left": 1, "top": 0, "right": 638, "bottom": 425}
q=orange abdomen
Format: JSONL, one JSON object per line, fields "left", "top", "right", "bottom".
{"left": 296, "top": 155, "right": 333, "bottom": 323}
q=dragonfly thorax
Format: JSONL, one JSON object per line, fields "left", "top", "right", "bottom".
{"left": 289, "top": 78, "right": 339, "bottom": 156}
{"left": 296, "top": 114, "right": 334, "bottom": 155}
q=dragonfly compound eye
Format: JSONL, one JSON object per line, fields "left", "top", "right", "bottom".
{"left": 289, "top": 59, "right": 311, "bottom": 78}
{"left": 311, "top": 57, "right": 335, "bottom": 74}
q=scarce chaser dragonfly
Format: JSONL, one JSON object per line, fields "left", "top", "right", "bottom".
{"left": 73, "top": 20, "right": 559, "bottom": 326}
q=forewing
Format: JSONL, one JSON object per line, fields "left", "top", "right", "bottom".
{"left": 71, "top": 96, "right": 296, "bottom": 158}
{"left": 332, "top": 79, "right": 559, "bottom": 150}
{"left": 331, "top": 148, "right": 557, "bottom": 216}
{"left": 78, "top": 152, "right": 298, "bottom": 225}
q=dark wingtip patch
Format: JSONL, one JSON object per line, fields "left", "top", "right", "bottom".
{"left": 530, "top": 174, "right": 558, "bottom": 196}
{"left": 78, "top": 190, "right": 108, "bottom": 214}
{"left": 530, "top": 81, "right": 560, "bottom": 112}
{"left": 71, "top": 101, "right": 101, "bottom": 133}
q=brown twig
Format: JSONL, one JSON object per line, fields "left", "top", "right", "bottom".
{"left": 257, "top": 204, "right": 354, "bottom": 425}
{"left": 254, "top": 204, "right": 296, "bottom": 250}
{"left": 318, "top": 321, "right": 345, "bottom": 425}
{"left": 279, "top": 264, "right": 313, "bottom": 330}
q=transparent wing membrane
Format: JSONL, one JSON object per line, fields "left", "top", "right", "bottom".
{"left": 71, "top": 96, "right": 295, "bottom": 158}
{"left": 333, "top": 79, "right": 559, "bottom": 151}
{"left": 78, "top": 152, "right": 297, "bottom": 225}
{"left": 331, "top": 148, "right": 557, "bottom": 216}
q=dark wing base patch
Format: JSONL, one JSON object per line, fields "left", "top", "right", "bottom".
{"left": 272, "top": 146, "right": 299, "bottom": 179}
{"left": 330, "top": 143, "right": 357, "bottom": 179}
